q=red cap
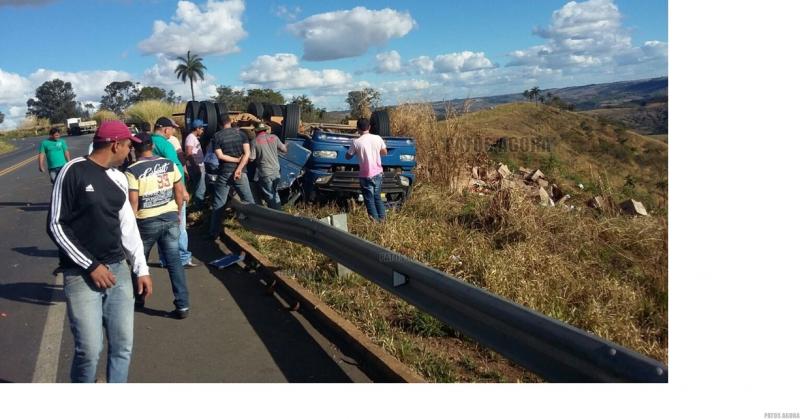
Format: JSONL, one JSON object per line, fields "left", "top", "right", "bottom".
{"left": 93, "top": 120, "right": 140, "bottom": 143}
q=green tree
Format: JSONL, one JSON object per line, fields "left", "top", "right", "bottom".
{"left": 246, "top": 88, "right": 284, "bottom": 105}
{"left": 213, "top": 85, "right": 246, "bottom": 110}
{"left": 291, "top": 95, "right": 326, "bottom": 122}
{"left": 100, "top": 81, "right": 139, "bottom": 113}
{"left": 26, "top": 79, "right": 80, "bottom": 123}
{"left": 174, "top": 50, "right": 206, "bottom": 101}
{"left": 523, "top": 86, "right": 541, "bottom": 102}
{"left": 346, "top": 88, "right": 380, "bottom": 119}
{"left": 137, "top": 86, "right": 167, "bottom": 102}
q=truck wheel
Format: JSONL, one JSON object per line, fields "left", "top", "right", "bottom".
{"left": 262, "top": 103, "right": 283, "bottom": 121}
{"left": 370, "top": 110, "right": 391, "bottom": 137}
{"left": 184, "top": 101, "right": 201, "bottom": 132}
{"left": 215, "top": 102, "right": 229, "bottom": 125}
{"left": 199, "top": 101, "right": 218, "bottom": 144}
{"left": 247, "top": 102, "right": 264, "bottom": 119}
{"left": 282, "top": 104, "right": 300, "bottom": 140}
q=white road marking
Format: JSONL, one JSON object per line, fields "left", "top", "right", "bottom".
{"left": 32, "top": 273, "right": 65, "bottom": 383}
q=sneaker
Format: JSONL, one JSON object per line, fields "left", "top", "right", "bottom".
{"left": 170, "top": 308, "right": 189, "bottom": 319}
{"left": 184, "top": 260, "right": 199, "bottom": 268}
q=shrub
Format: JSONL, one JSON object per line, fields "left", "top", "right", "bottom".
{"left": 91, "top": 110, "right": 118, "bottom": 124}
{"left": 125, "top": 100, "right": 184, "bottom": 129}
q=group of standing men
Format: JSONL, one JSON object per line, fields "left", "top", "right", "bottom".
{"left": 38, "top": 111, "right": 387, "bottom": 383}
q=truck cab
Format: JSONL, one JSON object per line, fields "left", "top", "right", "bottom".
{"left": 296, "top": 129, "right": 416, "bottom": 205}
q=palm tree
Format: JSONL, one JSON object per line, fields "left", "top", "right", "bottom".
{"left": 530, "top": 86, "right": 541, "bottom": 102}
{"left": 174, "top": 50, "right": 206, "bottom": 101}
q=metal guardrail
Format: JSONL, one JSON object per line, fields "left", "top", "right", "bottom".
{"left": 231, "top": 201, "right": 668, "bottom": 383}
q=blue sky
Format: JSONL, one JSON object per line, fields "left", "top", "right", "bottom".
{"left": 0, "top": 0, "right": 667, "bottom": 128}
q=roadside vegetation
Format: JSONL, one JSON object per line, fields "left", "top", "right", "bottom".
{"left": 226, "top": 101, "right": 668, "bottom": 382}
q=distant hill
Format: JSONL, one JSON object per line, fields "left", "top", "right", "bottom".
{"left": 325, "top": 76, "right": 668, "bottom": 134}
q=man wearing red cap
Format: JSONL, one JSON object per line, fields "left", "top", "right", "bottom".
{"left": 47, "top": 120, "right": 153, "bottom": 383}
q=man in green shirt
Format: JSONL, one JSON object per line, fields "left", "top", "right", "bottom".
{"left": 38, "top": 127, "right": 71, "bottom": 184}
{"left": 152, "top": 117, "right": 196, "bottom": 268}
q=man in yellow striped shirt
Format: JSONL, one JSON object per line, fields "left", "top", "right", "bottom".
{"left": 125, "top": 133, "right": 191, "bottom": 319}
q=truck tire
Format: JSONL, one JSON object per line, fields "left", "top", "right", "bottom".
{"left": 199, "top": 101, "right": 218, "bottom": 145}
{"left": 247, "top": 102, "right": 264, "bottom": 119}
{"left": 262, "top": 103, "right": 283, "bottom": 120}
{"left": 215, "top": 102, "right": 229, "bottom": 124}
{"left": 370, "top": 110, "right": 391, "bottom": 137}
{"left": 282, "top": 103, "right": 300, "bottom": 140}
{"left": 184, "top": 101, "right": 201, "bottom": 132}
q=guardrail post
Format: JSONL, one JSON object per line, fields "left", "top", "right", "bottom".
{"left": 318, "top": 213, "right": 355, "bottom": 278}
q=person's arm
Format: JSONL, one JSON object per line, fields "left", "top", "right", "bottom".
{"left": 47, "top": 163, "right": 114, "bottom": 288}
{"left": 276, "top": 138, "right": 288, "bottom": 153}
{"left": 116, "top": 173, "right": 153, "bottom": 298}
{"left": 38, "top": 152, "right": 46, "bottom": 172}
{"left": 63, "top": 140, "right": 71, "bottom": 161}
{"left": 345, "top": 140, "right": 356, "bottom": 160}
{"left": 379, "top": 137, "right": 388, "bottom": 156}
{"left": 234, "top": 142, "right": 250, "bottom": 180}
{"left": 128, "top": 191, "right": 139, "bottom": 214}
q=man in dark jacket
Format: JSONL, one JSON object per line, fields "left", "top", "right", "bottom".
{"left": 47, "top": 120, "right": 153, "bottom": 383}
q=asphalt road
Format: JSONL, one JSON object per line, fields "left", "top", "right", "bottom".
{"left": 0, "top": 134, "right": 370, "bottom": 383}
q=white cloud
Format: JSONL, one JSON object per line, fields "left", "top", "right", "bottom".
{"left": 0, "top": 67, "right": 133, "bottom": 129}
{"left": 376, "top": 50, "right": 403, "bottom": 73}
{"left": 240, "top": 53, "right": 352, "bottom": 90}
{"left": 433, "top": 51, "right": 495, "bottom": 73}
{"left": 0, "top": 68, "right": 30, "bottom": 105}
{"left": 28, "top": 68, "right": 133, "bottom": 103}
{"left": 409, "top": 56, "right": 434, "bottom": 74}
{"left": 286, "top": 7, "right": 415, "bottom": 61}
{"left": 138, "top": 0, "right": 247, "bottom": 57}
{"left": 273, "top": 4, "right": 301, "bottom": 21}
{"left": 379, "top": 79, "right": 431, "bottom": 93}
{"left": 507, "top": 0, "right": 666, "bottom": 77}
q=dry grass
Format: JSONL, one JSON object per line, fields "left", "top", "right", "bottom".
{"left": 390, "top": 102, "right": 485, "bottom": 191}
{"left": 125, "top": 100, "right": 184, "bottom": 128}
{"left": 228, "top": 101, "right": 668, "bottom": 382}
{"left": 0, "top": 139, "right": 14, "bottom": 155}
{"left": 18, "top": 116, "right": 50, "bottom": 131}
{"left": 91, "top": 110, "right": 118, "bottom": 124}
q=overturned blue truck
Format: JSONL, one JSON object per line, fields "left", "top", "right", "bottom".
{"left": 181, "top": 101, "right": 417, "bottom": 207}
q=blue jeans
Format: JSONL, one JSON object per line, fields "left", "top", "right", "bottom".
{"left": 140, "top": 215, "right": 189, "bottom": 310}
{"left": 63, "top": 260, "right": 134, "bottom": 383}
{"left": 258, "top": 175, "right": 282, "bottom": 210}
{"left": 209, "top": 171, "right": 255, "bottom": 238}
{"left": 49, "top": 167, "right": 62, "bottom": 184}
{"left": 158, "top": 205, "right": 191, "bottom": 266}
{"left": 360, "top": 174, "right": 386, "bottom": 221}
{"left": 188, "top": 165, "right": 206, "bottom": 206}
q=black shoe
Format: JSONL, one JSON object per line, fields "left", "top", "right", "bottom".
{"left": 170, "top": 308, "right": 189, "bottom": 319}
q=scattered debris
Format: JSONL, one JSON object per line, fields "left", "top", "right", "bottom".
{"left": 497, "top": 164, "right": 512, "bottom": 179}
{"left": 587, "top": 196, "right": 610, "bottom": 212}
{"left": 537, "top": 187, "right": 554, "bottom": 206}
{"left": 620, "top": 199, "right": 649, "bottom": 216}
{"left": 529, "top": 169, "right": 545, "bottom": 181}
{"left": 466, "top": 164, "right": 645, "bottom": 217}
{"left": 551, "top": 184, "right": 565, "bottom": 201}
